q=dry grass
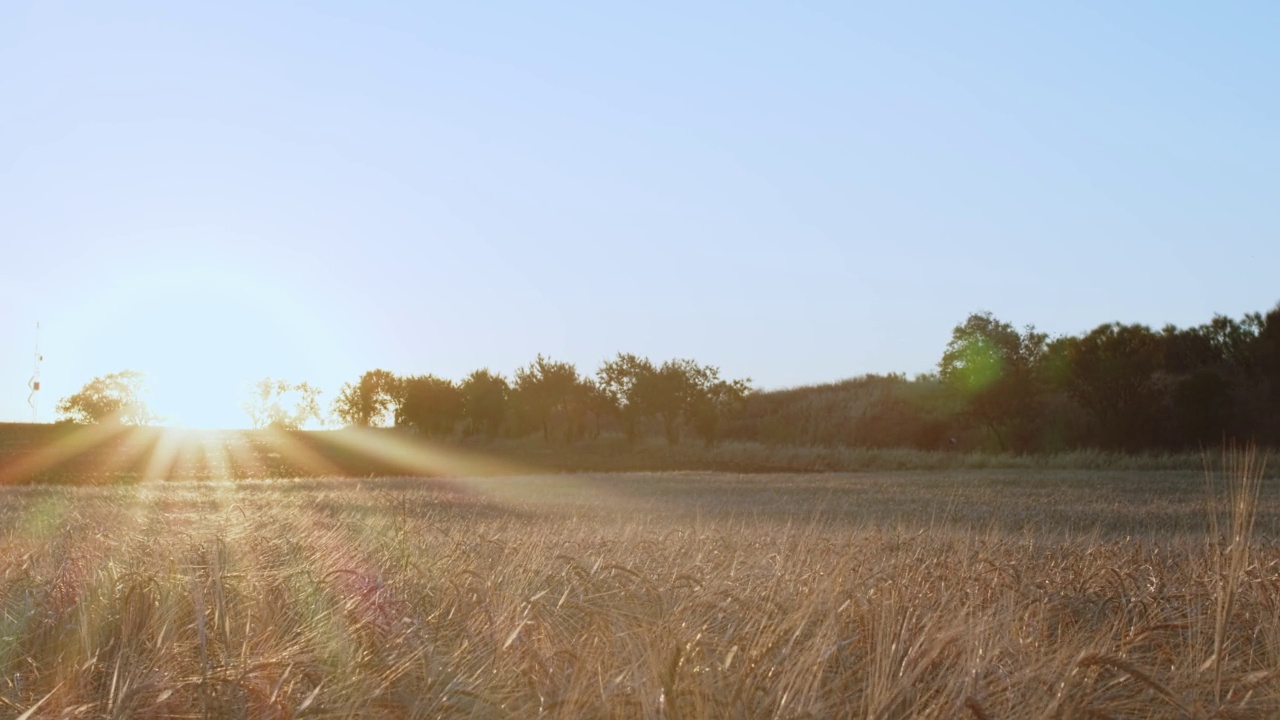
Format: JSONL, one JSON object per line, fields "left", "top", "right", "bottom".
{"left": 0, "top": 450, "right": 1276, "bottom": 717}
{"left": 472, "top": 436, "right": 1208, "bottom": 474}
{"left": 0, "top": 424, "right": 1208, "bottom": 486}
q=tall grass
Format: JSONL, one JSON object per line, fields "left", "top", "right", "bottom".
{"left": 1203, "top": 444, "right": 1268, "bottom": 707}
{"left": 0, "top": 424, "right": 1209, "bottom": 485}
{"left": 0, "top": 457, "right": 1275, "bottom": 717}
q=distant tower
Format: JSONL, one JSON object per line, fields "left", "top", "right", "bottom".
{"left": 28, "top": 322, "right": 42, "bottom": 422}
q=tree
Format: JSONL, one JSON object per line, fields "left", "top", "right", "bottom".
{"left": 460, "top": 369, "right": 509, "bottom": 438}
{"left": 1170, "top": 368, "right": 1233, "bottom": 446}
{"left": 1034, "top": 337, "right": 1090, "bottom": 450}
{"left": 292, "top": 382, "right": 325, "bottom": 430}
{"left": 243, "top": 378, "right": 325, "bottom": 430}
{"left": 683, "top": 364, "right": 751, "bottom": 447}
{"left": 577, "top": 377, "right": 613, "bottom": 440}
{"left": 938, "top": 312, "right": 1047, "bottom": 451}
{"left": 596, "top": 354, "right": 749, "bottom": 445}
{"left": 513, "top": 354, "right": 581, "bottom": 442}
{"left": 1160, "top": 317, "right": 1262, "bottom": 446}
{"left": 1064, "top": 323, "right": 1165, "bottom": 450}
{"left": 56, "top": 370, "right": 155, "bottom": 425}
{"left": 395, "top": 374, "right": 464, "bottom": 436}
{"left": 331, "top": 369, "right": 401, "bottom": 427}
{"left": 649, "top": 360, "right": 697, "bottom": 445}
{"left": 597, "top": 353, "right": 657, "bottom": 441}
{"left": 1254, "top": 303, "right": 1280, "bottom": 442}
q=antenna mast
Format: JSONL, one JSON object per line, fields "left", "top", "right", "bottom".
{"left": 28, "top": 322, "right": 42, "bottom": 423}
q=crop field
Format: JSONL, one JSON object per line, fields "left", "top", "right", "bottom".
{"left": 1, "top": 455, "right": 1277, "bottom": 718}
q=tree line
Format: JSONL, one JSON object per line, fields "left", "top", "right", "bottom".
{"left": 727, "top": 303, "right": 1280, "bottom": 452}
{"left": 56, "top": 302, "right": 1280, "bottom": 452}
{"left": 246, "top": 354, "right": 751, "bottom": 447}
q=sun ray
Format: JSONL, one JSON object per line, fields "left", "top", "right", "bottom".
{"left": 95, "top": 427, "right": 167, "bottom": 483}
{"left": 308, "top": 429, "right": 634, "bottom": 509}
{"left": 140, "top": 428, "right": 194, "bottom": 483}
{"left": 0, "top": 423, "right": 130, "bottom": 485}
{"left": 317, "top": 427, "right": 532, "bottom": 479}
{"left": 255, "top": 428, "right": 348, "bottom": 478}
{"left": 203, "top": 430, "right": 239, "bottom": 481}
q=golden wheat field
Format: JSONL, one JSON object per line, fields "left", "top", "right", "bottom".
{"left": 1, "top": 454, "right": 1276, "bottom": 718}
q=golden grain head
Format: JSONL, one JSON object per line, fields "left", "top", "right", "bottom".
{"left": 0, "top": 451, "right": 1275, "bottom": 718}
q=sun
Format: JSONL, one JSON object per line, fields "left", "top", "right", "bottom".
{"left": 62, "top": 260, "right": 352, "bottom": 430}
{"left": 148, "top": 371, "right": 249, "bottom": 429}
{"left": 35, "top": 241, "right": 369, "bottom": 430}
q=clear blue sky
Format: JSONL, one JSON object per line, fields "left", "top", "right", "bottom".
{"left": 2, "top": 1, "right": 1277, "bottom": 428}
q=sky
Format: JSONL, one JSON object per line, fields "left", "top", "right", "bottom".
{"left": 1, "top": 1, "right": 1277, "bottom": 428}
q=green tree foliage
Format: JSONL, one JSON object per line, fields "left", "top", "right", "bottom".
{"left": 648, "top": 360, "right": 696, "bottom": 445}
{"left": 724, "top": 374, "right": 952, "bottom": 449}
{"left": 460, "top": 369, "right": 509, "bottom": 438}
{"left": 395, "top": 374, "right": 464, "bottom": 436}
{"left": 307, "top": 300, "right": 1280, "bottom": 453}
{"left": 1063, "top": 323, "right": 1165, "bottom": 450}
{"left": 332, "top": 369, "right": 401, "bottom": 427}
{"left": 513, "top": 355, "right": 582, "bottom": 442}
{"left": 597, "top": 353, "right": 656, "bottom": 442}
{"left": 56, "top": 370, "right": 155, "bottom": 425}
{"left": 597, "top": 354, "right": 750, "bottom": 445}
{"left": 577, "top": 377, "right": 613, "bottom": 440}
{"left": 243, "top": 378, "right": 325, "bottom": 430}
{"left": 728, "top": 302, "right": 1278, "bottom": 453}
{"left": 1256, "top": 304, "right": 1280, "bottom": 439}
{"left": 683, "top": 364, "right": 751, "bottom": 447}
{"left": 1158, "top": 315, "right": 1265, "bottom": 446}
{"left": 293, "top": 383, "right": 325, "bottom": 430}
{"left": 938, "top": 312, "right": 1047, "bottom": 451}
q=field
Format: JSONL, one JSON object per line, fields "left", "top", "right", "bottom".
{"left": 0, "top": 423, "right": 1207, "bottom": 485}
{"left": 1, "top": 445, "right": 1277, "bottom": 719}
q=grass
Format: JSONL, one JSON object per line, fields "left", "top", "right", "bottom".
{"left": 0, "top": 423, "right": 1209, "bottom": 485}
{"left": 0, "top": 446, "right": 1275, "bottom": 717}
{"left": 474, "top": 436, "right": 1208, "bottom": 474}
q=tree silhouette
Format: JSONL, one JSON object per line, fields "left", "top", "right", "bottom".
{"left": 938, "top": 312, "right": 1047, "bottom": 451}
{"left": 683, "top": 364, "right": 751, "bottom": 447}
{"left": 596, "top": 355, "right": 749, "bottom": 445}
{"left": 577, "top": 377, "right": 613, "bottom": 440}
{"left": 649, "top": 360, "right": 698, "bottom": 445}
{"left": 1158, "top": 317, "right": 1263, "bottom": 445}
{"left": 243, "top": 378, "right": 325, "bottom": 430}
{"left": 56, "top": 370, "right": 155, "bottom": 425}
{"left": 395, "top": 374, "right": 464, "bottom": 436}
{"left": 460, "top": 369, "right": 509, "bottom": 438}
{"left": 332, "top": 369, "right": 400, "bottom": 427}
{"left": 513, "top": 354, "right": 581, "bottom": 442}
{"left": 597, "top": 353, "right": 656, "bottom": 442}
{"left": 1064, "top": 323, "right": 1165, "bottom": 450}
{"left": 1255, "top": 303, "right": 1280, "bottom": 442}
